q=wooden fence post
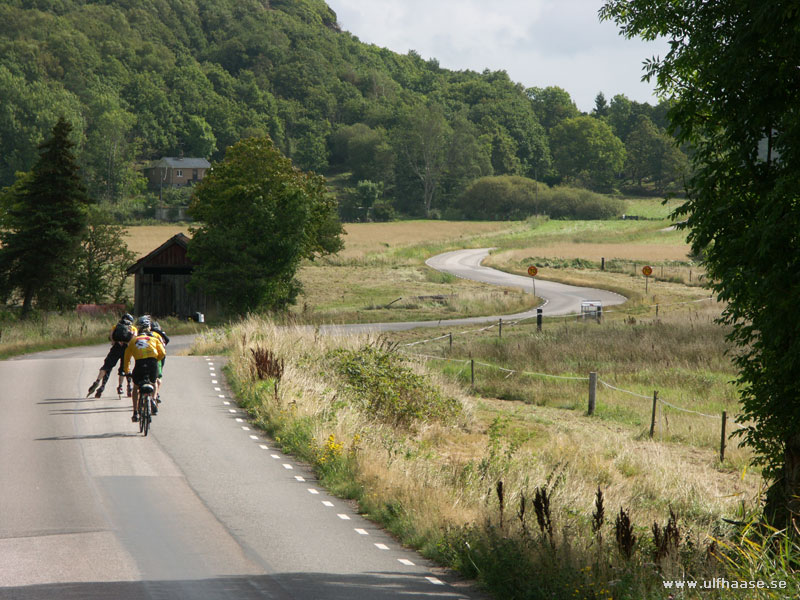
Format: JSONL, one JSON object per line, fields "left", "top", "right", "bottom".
{"left": 588, "top": 372, "right": 597, "bottom": 415}
{"left": 499, "top": 318, "right": 503, "bottom": 338}
{"left": 449, "top": 332, "right": 453, "bottom": 351}
{"left": 470, "top": 359, "right": 475, "bottom": 388}
{"left": 649, "top": 391, "right": 659, "bottom": 438}
{"left": 720, "top": 410, "right": 727, "bottom": 462}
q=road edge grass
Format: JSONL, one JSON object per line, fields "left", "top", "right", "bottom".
{"left": 0, "top": 315, "right": 205, "bottom": 360}
{"left": 0, "top": 333, "right": 111, "bottom": 360}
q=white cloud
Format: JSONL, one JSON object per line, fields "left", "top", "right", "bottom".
{"left": 326, "top": 0, "right": 669, "bottom": 112}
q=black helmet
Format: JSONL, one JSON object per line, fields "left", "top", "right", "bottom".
{"left": 121, "top": 313, "right": 134, "bottom": 323}
{"left": 151, "top": 321, "right": 160, "bottom": 331}
{"left": 136, "top": 315, "right": 152, "bottom": 330}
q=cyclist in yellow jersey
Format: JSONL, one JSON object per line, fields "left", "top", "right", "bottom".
{"left": 150, "top": 320, "right": 169, "bottom": 402}
{"left": 122, "top": 316, "right": 166, "bottom": 423}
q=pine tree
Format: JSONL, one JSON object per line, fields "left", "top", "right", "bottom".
{"left": 0, "top": 117, "right": 92, "bottom": 316}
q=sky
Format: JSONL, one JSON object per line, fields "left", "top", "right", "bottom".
{"left": 324, "top": 0, "right": 670, "bottom": 113}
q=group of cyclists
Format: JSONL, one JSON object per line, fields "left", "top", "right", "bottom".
{"left": 86, "top": 313, "right": 169, "bottom": 424}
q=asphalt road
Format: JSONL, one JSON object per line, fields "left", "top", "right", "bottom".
{"left": 1, "top": 346, "right": 478, "bottom": 599}
{"left": 426, "top": 248, "right": 626, "bottom": 316}
{"left": 1, "top": 249, "right": 623, "bottom": 599}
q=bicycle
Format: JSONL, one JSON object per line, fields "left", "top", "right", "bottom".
{"left": 138, "top": 378, "right": 156, "bottom": 436}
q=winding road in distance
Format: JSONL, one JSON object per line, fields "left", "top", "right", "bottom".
{"left": 323, "top": 247, "right": 626, "bottom": 334}
{"left": 0, "top": 249, "right": 622, "bottom": 599}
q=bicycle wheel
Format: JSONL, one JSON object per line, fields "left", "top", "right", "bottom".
{"left": 142, "top": 394, "right": 151, "bottom": 436}
{"left": 139, "top": 401, "right": 145, "bottom": 433}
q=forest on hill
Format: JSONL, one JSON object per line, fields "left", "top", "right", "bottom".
{"left": 0, "top": 0, "right": 688, "bottom": 220}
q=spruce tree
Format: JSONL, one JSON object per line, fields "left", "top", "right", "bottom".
{"left": 0, "top": 117, "right": 92, "bottom": 316}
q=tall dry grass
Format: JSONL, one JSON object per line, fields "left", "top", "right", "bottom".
{"left": 403, "top": 298, "right": 750, "bottom": 467}
{"left": 0, "top": 312, "right": 113, "bottom": 357}
{"left": 193, "top": 315, "right": 764, "bottom": 599}
{"left": 0, "top": 313, "right": 202, "bottom": 359}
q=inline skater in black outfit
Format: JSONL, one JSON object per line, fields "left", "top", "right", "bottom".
{"left": 86, "top": 314, "right": 137, "bottom": 398}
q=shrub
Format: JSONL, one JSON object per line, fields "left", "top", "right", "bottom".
{"left": 459, "top": 175, "right": 544, "bottom": 220}
{"left": 544, "top": 186, "right": 625, "bottom": 220}
{"left": 330, "top": 343, "right": 461, "bottom": 428}
{"left": 458, "top": 176, "right": 624, "bottom": 220}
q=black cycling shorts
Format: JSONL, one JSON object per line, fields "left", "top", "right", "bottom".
{"left": 132, "top": 358, "right": 159, "bottom": 387}
{"left": 101, "top": 343, "right": 126, "bottom": 375}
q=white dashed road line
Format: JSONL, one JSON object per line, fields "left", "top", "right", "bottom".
{"left": 208, "top": 357, "right": 458, "bottom": 597}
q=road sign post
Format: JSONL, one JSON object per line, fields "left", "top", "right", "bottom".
{"left": 527, "top": 265, "right": 538, "bottom": 297}
{"left": 642, "top": 265, "right": 653, "bottom": 294}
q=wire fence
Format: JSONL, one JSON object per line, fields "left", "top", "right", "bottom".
{"left": 398, "top": 295, "right": 717, "bottom": 349}
{"left": 399, "top": 295, "right": 740, "bottom": 462}
{"left": 602, "top": 259, "right": 706, "bottom": 280}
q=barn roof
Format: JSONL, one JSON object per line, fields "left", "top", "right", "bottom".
{"left": 148, "top": 157, "right": 211, "bottom": 169}
{"left": 126, "top": 233, "right": 192, "bottom": 274}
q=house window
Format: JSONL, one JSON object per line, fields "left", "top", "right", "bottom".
{"left": 193, "top": 169, "right": 198, "bottom": 179}
{"left": 176, "top": 170, "right": 183, "bottom": 177}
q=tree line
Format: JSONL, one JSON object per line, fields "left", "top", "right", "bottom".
{"left": 0, "top": 0, "right": 688, "bottom": 223}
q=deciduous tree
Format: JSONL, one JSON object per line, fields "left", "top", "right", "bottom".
{"left": 188, "top": 136, "right": 343, "bottom": 314}
{"left": 550, "top": 116, "right": 625, "bottom": 192}
{"left": 71, "top": 207, "right": 136, "bottom": 305}
{"left": 394, "top": 104, "right": 452, "bottom": 217}
{"left": 527, "top": 86, "right": 580, "bottom": 134}
{"left": 602, "top": 0, "right": 800, "bottom": 524}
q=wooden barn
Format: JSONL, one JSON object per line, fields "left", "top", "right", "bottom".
{"left": 127, "top": 233, "right": 210, "bottom": 318}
